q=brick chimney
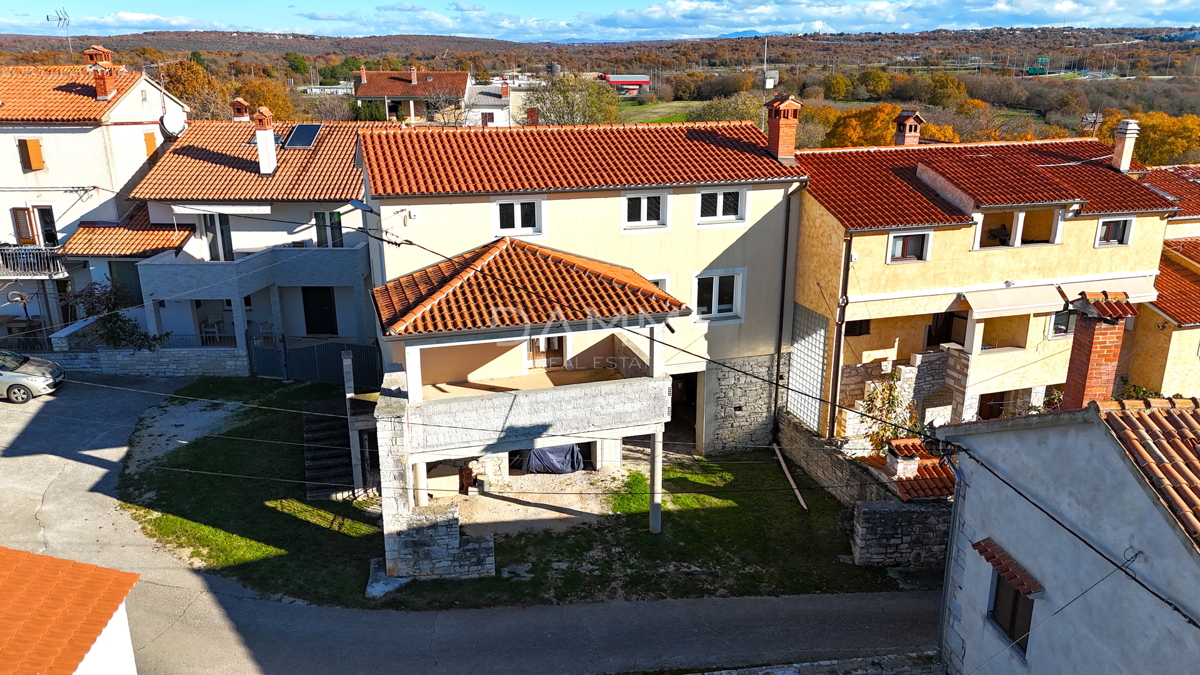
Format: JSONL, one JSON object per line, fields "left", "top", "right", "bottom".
{"left": 83, "top": 45, "right": 114, "bottom": 67}
{"left": 526, "top": 107, "right": 539, "bottom": 126}
{"left": 894, "top": 110, "right": 926, "bottom": 146}
{"left": 764, "top": 94, "right": 803, "bottom": 166}
{"left": 252, "top": 106, "right": 278, "bottom": 176}
{"left": 1062, "top": 291, "right": 1138, "bottom": 409}
{"left": 93, "top": 68, "right": 118, "bottom": 102}
{"left": 231, "top": 97, "right": 252, "bottom": 122}
{"left": 409, "top": 67, "right": 418, "bottom": 84}
{"left": 500, "top": 81, "right": 510, "bottom": 98}
{"left": 1112, "top": 118, "right": 1139, "bottom": 173}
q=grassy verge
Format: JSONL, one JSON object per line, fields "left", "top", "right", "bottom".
{"left": 617, "top": 100, "right": 705, "bottom": 123}
{"left": 121, "top": 378, "right": 894, "bottom": 609}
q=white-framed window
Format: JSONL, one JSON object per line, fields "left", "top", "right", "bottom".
{"left": 314, "top": 211, "right": 344, "bottom": 248}
{"left": 696, "top": 188, "right": 745, "bottom": 224}
{"left": 1050, "top": 309, "right": 1077, "bottom": 338}
{"left": 624, "top": 193, "right": 668, "bottom": 230}
{"left": 492, "top": 196, "right": 544, "bottom": 237}
{"left": 201, "top": 213, "right": 234, "bottom": 261}
{"left": 11, "top": 204, "right": 57, "bottom": 246}
{"left": 1096, "top": 218, "right": 1132, "bottom": 247}
{"left": 644, "top": 275, "right": 669, "bottom": 293}
{"left": 694, "top": 268, "right": 745, "bottom": 322}
{"left": 887, "top": 230, "right": 931, "bottom": 263}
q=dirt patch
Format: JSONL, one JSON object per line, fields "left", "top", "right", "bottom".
{"left": 126, "top": 399, "right": 241, "bottom": 472}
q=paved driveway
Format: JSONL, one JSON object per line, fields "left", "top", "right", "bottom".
{"left": 0, "top": 375, "right": 940, "bottom": 675}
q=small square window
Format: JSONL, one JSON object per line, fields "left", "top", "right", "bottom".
{"left": 625, "top": 195, "right": 665, "bottom": 228}
{"left": 700, "top": 192, "right": 719, "bottom": 218}
{"left": 496, "top": 199, "right": 541, "bottom": 235}
{"left": 1097, "top": 219, "right": 1131, "bottom": 246}
{"left": 696, "top": 273, "right": 739, "bottom": 318}
{"left": 1051, "top": 310, "right": 1077, "bottom": 337}
{"left": 890, "top": 233, "right": 928, "bottom": 262}
{"left": 990, "top": 572, "right": 1035, "bottom": 653}
{"left": 845, "top": 319, "right": 871, "bottom": 337}
{"left": 698, "top": 190, "right": 743, "bottom": 222}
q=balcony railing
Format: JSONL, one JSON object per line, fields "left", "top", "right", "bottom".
{"left": 0, "top": 246, "right": 67, "bottom": 279}
{"left": 160, "top": 334, "right": 238, "bottom": 349}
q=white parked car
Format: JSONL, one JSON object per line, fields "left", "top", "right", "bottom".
{"left": 0, "top": 349, "right": 65, "bottom": 403}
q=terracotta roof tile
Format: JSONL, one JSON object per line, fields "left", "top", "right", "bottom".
{"left": 59, "top": 203, "right": 191, "bottom": 258}
{"left": 797, "top": 139, "right": 1178, "bottom": 231}
{"left": 1100, "top": 399, "right": 1200, "bottom": 547}
{"left": 918, "top": 155, "right": 1084, "bottom": 207}
{"left": 971, "top": 538, "right": 1045, "bottom": 596}
{"left": 373, "top": 237, "right": 688, "bottom": 336}
{"left": 355, "top": 70, "right": 469, "bottom": 99}
{"left": 1156, "top": 253, "right": 1200, "bottom": 327}
{"left": 862, "top": 439, "right": 957, "bottom": 501}
{"left": 1146, "top": 166, "right": 1200, "bottom": 219}
{"left": 0, "top": 68, "right": 142, "bottom": 123}
{"left": 131, "top": 120, "right": 398, "bottom": 203}
{"left": 359, "top": 122, "right": 808, "bottom": 197}
{"left": 0, "top": 546, "right": 138, "bottom": 675}
{"left": 1072, "top": 290, "right": 1138, "bottom": 319}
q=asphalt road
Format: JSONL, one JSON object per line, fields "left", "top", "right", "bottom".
{"left": 0, "top": 374, "right": 940, "bottom": 674}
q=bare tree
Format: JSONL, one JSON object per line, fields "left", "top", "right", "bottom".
{"left": 307, "top": 94, "right": 356, "bottom": 121}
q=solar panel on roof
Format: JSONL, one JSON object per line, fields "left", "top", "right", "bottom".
{"left": 285, "top": 124, "right": 323, "bottom": 149}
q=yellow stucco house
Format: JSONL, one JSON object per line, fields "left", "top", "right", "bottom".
{"left": 785, "top": 118, "right": 1180, "bottom": 438}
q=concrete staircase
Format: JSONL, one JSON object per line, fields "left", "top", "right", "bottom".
{"left": 303, "top": 401, "right": 355, "bottom": 500}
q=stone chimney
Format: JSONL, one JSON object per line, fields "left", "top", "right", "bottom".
{"left": 231, "top": 97, "right": 252, "bottom": 122}
{"left": 894, "top": 110, "right": 926, "bottom": 147}
{"left": 526, "top": 108, "right": 539, "bottom": 126}
{"left": 252, "top": 106, "right": 277, "bottom": 176}
{"left": 83, "top": 45, "right": 114, "bottom": 68}
{"left": 885, "top": 448, "right": 921, "bottom": 480}
{"left": 409, "top": 67, "right": 418, "bottom": 84}
{"left": 93, "top": 68, "right": 118, "bottom": 102}
{"left": 500, "top": 81, "right": 510, "bottom": 98}
{"left": 1062, "top": 291, "right": 1138, "bottom": 409}
{"left": 764, "top": 95, "right": 803, "bottom": 166}
{"left": 1111, "top": 118, "right": 1139, "bottom": 173}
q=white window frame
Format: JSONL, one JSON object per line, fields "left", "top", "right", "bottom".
{"left": 644, "top": 274, "right": 670, "bottom": 293}
{"left": 1095, "top": 218, "right": 1133, "bottom": 248}
{"left": 313, "top": 210, "right": 344, "bottom": 248}
{"left": 695, "top": 187, "right": 747, "bottom": 227}
{"left": 26, "top": 202, "right": 58, "bottom": 247}
{"left": 886, "top": 229, "right": 932, "bottom": 264}
{"left": 622, "top": 191, "right": 670, "bottom": 232}
{"left": 491, "top": 195, "right": 546, "bottom": 238}
{"left": 692, "top": 268, "right": 746, "bottom": 325}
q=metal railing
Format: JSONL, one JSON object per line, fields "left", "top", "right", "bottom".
{"left": 160, "top": 334, "right": 238, "bottom": 349}
{"left": 0, "top": 246, "right": 67, "bottom": 278}
{"left": 0, "top": 336, "right": 52, "bottom": 352}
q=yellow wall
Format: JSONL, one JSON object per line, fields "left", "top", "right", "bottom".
{"left": 376, "top": 183, "right": 801, "bottom": 370}
{"left": 1166, "top": 218, "right": 1200, "bottom": 240}
{"left": 844, "top": 314, "right": 930, "bottom": 363}
{"left": 981, "top": 314, "right": 1030, "bottom": 350}
{"left": 794, "top": 193, "right": 844, "bottom": 320}
{"left": 1124, "top": 307, "right": 1174, "bottom": 394}
{"left": 967, "top": 313, "right": 1073, "bottom": 395}
{"left": 420, "top": 341, "right": 525, "bottom": 385}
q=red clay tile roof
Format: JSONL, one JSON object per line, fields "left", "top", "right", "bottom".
{"left": 1097, "top": 398, "right": 1200, "bottom": 547}
{"left": 355, "top": 70, "right": 469, "bottom": 98}
{"left": 359, "top": 122, "right": 808, "bottom": 196}
{"left": 59, "top": 202, "right": 191, "bottom": 258}
{"left": 1165, "top": 236, "right": 1200, "bottom": 266}
{"left": 797, "top": 139, "right": 1178, "bottom": 231}
{"left": 0, "top": 68, "right": 143, "bottom": 123}
{"left": 1153, "top": 255, "right": 1200, "bottom": 327}
{"left": 373, "top": 237, "right": 688, "bottom": 336}
{"left": 132, "top": 120, "right": 397, "bottom": 202}
{"left": 0, "top": 546, "right": 139, "bottom": 675}
{"left": 1146, "top": 166, "right": 1200, "bottom": 219}
{"left": 861, "top": 439, "right": 957, "bottom": 501}
{"left": 1072, "top": 290, "right": 1139, "bottom": 319}
{"left": 971, "top": 538, "right": 1045, "bottom": 596}
{"left": 918, "top": 155, "right": 1085, "bottom": 208}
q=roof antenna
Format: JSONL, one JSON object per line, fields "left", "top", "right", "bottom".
{"left": 46, "top": 8, "right": 73, "bottom": 64}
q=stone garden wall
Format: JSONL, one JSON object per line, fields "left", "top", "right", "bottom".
{"left": 851, "top": 500, "right": 953, "bottom": 567}
{"left": 25, "top": 348, "right": 249, "bottom": 378}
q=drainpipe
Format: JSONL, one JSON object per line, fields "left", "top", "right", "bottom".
{"left": 935, "top": 475, "right": 963, "bottom": 666}
{"left": 825, "top": 232, "right": 854, "bottom": 438}
{"left": 771, "top": 183, "right": 798, "bottom": 437}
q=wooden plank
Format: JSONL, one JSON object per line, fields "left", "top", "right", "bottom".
{"left": 773, "top": 443, "right": 808, "bottom": 511}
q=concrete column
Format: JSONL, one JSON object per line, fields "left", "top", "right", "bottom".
{"left": 408, "top": 99, "right": 416, "bottom": 122}
{"left": 650, "top": 430, "right": 663, "bottom": 534}
{"left": 352, "top": 278, "right": 370, "bottom": 341}
{"left": 649, "top": 326, "right": 667, "bottom": 377}
{"left": 41, "top": 280, "right": 64, "bottom": 332}
{"left": 1012, "top": 210, "right": 1026, "bottom": 247}
{"left": 694, "top": 369, "right": 707, "bottom": 456}
{"left": 404, "top": 344, "right": 423, "bottom": 403}
{"left": 414, "top": 461, "right": 429, "bottom": 507}
{"left": 268, "top": 284, "right": 283, "bottom": 340}
{"left": 231, "top": 294, "right": 248, "bottom": 352}
{"left": 343, "top": 350, "right": 364, "bottom": 491}
{"left": 144, "top": 298, "right": 162, "bottom": 336}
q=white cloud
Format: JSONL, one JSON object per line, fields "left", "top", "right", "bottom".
{"left": 448, "top": 2, "right": 486, "bottom": 11}
{"left": 76, "top": 11, "right": 228, "bottom": 31}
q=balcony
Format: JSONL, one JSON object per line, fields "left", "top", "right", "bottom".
{"left": 0, "top": 246, "right": 67, "bottom": 279}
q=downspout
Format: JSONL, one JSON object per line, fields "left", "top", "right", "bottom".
{"left": 935, "top": 480, "right": 963, "bottom": 666}
{"left": 771, "top": 183, "right": 798, "bottom": 437}
{"left": 825, "top": 231, "right": 853, "bottom": 438}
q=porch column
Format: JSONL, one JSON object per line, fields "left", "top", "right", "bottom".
{"left": 649, "top": 326, "right": 666, "bottom": 377}
{"left": 231, "top": 295, "right": 248, "bottom": 352}
{"left": 41, "top": 281, "right": 64, "bottom": 332}
{"left": 268, "top": 284, "right": 283, "bottom": 339}
{"left": 352, "top": 278, "right": 370, "bottom": 341}
{"left": 343, "top": 351, "right": 364, "bottom": 492}
{"left": 649, "top": 430, "right": 663, "bottom": 534}
{"left": 404, "top": 344, "right": 423, "bottom": 403}
{"left": 414, "top": 461, "right": 429, "bottom": 506}
{"left": 408, "top": 99, "right": 416, "bottom": 122}
{"left": 1012, "top": 211, "right": 1026, "bottom": 247}
{"left": 145, "top": 299, "right": 162, "bottom": 336}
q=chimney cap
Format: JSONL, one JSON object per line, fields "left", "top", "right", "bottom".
{"left": 252, "top": 106, "right": 275, "bottom": 130}
{"left": 764, "top": 94, "right": 804, "bottom": 111}
{"left": 1071, "top": 290, "right": 1138, "bottom": 321}
{"left": 894, "top": 110, "right": 927, "bottom": 125}
{"left": 1115, "top": 118, "right": 1140, "bottom": 135}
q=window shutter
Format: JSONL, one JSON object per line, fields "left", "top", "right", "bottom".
{"left": 144, "top": 132, "right": 158, "bottom": 159}
{"left": 18, "top": 139, "right": 44, "bottom": 171}
{"left": 11, "top": 207, "right": 36, "bottom": 244}
{"left": 1012, "top": 593, "right": 1035, "bottom": 652}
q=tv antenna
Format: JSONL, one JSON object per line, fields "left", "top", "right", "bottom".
{"left": 46, "top": 8, "right": 74, "bottom": 63}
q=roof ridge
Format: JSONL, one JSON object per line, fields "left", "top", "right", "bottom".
{"left": 508, "top": 238, "right": 680, "bottom": 305}
{"left": 794, "top": 136, "right": 1095, "bottom": 156}
{"left": 1096, "top": 397, "right": 1200, "bottom": 412}
{"left": 388, "top": 238, "right": 511, "bottom": 334}
{"left": 359, "top": 120, "right": 758, "bottom": 135}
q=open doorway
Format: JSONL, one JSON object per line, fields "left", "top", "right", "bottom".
{"left": 668, "top": 372, "right": 698, "bottom": 455}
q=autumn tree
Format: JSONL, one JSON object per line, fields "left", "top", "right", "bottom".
{"left": 284, "top": 51, "right": 309, "bottom": 75}
{"left": 1098, "top": 110, "right": 1200, "bottom": 165}
{"left": 158, "top": 60, "right": 228, "bottom": 120}
{"left": 686, "top": 92, "right": 761, "bottom": 123}
{"left": 235, "top": 79, "right": 297, "bottom": 121}
{"left": 822, "top": 73, "right": 853, "bottom": 100}
{"left": 928, "top": 72, "right": 968, "bottom": 108}
{"left": 858, "top": 69, "right": 891, "bottom": 100}
{"left": 522, "top": 73, "right": 618, "bottom": 126}
{"left": 822, "top": 103, "right": 902, "bottom": 148}
{"left": 922, "top": 123, "right": 960, "bottom": 143}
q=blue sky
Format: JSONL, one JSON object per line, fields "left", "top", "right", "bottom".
{"left": 3, "top": 1, "right": 1197, "bottom": 42}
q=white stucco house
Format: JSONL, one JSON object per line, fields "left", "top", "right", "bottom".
{"left": 0, "top": 46, "right": 187, "bottom": 342}
{"left": 935, "top": 291, "right": 1200, "bottom": 673}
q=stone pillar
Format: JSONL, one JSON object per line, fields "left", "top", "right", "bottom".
{"left": 650, "top": 430, "right": 663, "bottom": 534}
{"left": 404, "top": 344, "right": 423, "bottom": 403}
{"left": 145, "top": 298, "right": 162, "bottom": 336}
{"left": 41, "top": 280, "right": 64, "bottom": 332}
{"left": 268, "top": 284, "right": 283, "bottom": 339}
{"left": 599, "top": 438, "right": 622, "bottom": 470}
{"left": 414, "top": 460, "right": 429, "bottom": 507}
{"left": 230, "top": 295, "right": 248, "bottom": 352}
{"left": 343, "top": 350, "right": 364, "bottom": 491}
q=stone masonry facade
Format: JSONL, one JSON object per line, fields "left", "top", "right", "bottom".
{"left": 25, "top": 347, "right": 249, "bottom": 378}
{"left": 707, "top": 353, "right": 787, "bottom": 454}
{"left": 390, "top": 503, "right": 495, "bottom": 580}
{"left": 851, "top": 500, "right": 952, "bottom": 567}
{"left": 778, "top": 410, "right": 899, "bottom": 506}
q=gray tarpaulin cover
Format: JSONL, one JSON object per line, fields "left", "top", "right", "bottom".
{"left": 523, "top": 444, "right": 583, "bottom": 474}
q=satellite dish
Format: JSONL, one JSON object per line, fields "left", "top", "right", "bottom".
{"left": 161, "top": 110, "right": 188, "bottom": 137}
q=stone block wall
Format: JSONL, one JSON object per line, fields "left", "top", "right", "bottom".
{"left": 851, "top": 500, "right": 953, "bottom": 567}
{"left": 24, "top": 347, "right": 249, "bottom": 377}
{"left": 777, "top": 411, "right": 900, "bottom": 507}
{"left": 388, "top": 503, "right": 495, "bottom": 580}
{"left": 707, "top": 353, "right": 785, "bottom": 454}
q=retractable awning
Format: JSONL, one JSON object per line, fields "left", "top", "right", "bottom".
{"left": 1058, "top": 276, "right": 1157, "bottom": 304}
{"left": 962, "top": 285, "right": 1065, "bottom": 319}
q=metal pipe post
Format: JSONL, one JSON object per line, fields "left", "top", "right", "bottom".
{"left": 650, "top": 430, "right": 663, "bottom": 534}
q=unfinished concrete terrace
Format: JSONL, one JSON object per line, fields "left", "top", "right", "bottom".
{"left": 421, "top": 367, "right": 623, "bottom": 400}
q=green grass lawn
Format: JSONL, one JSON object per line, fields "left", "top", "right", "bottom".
{"left": 616, "top": 100, "right": 706, "bottom": 124}
{"left": 120, "top": 377, "right": 895, "bottom": 609}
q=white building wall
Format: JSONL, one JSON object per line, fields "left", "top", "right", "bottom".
{"left": 939, "top": 412, "right": 1200, "bottom": 674}
{"left": 73, "top": 600, "right": 137, "bottom": 675}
